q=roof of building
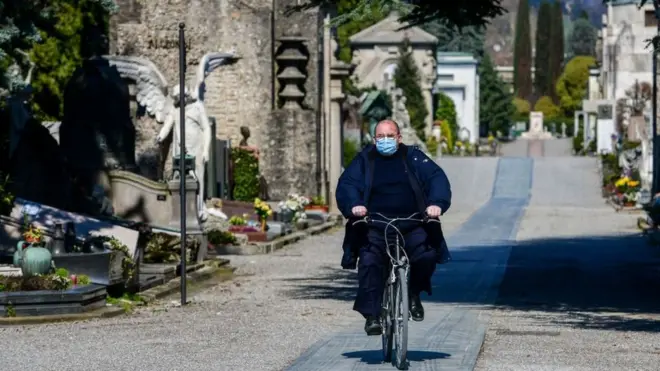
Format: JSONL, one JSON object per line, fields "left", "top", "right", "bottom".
{"left": 349, "top": 12, "right": 438, "bottom": 46}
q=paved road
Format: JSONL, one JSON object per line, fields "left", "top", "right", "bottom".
{"left": 3, "top": 138, "right": 659, "bottom": 371}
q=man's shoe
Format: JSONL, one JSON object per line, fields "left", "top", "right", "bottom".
{"left": 410, "top": 295, "right": 424, "bottom": 322}
{"left": 364, "top": 316, "right": 382, "bottom": 336}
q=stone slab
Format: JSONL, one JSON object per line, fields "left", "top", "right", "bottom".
{"left": 5, "top": 198, "right": 139, "bottom": 258}
{"left": 52, "top": 251, "right": 123, "bottom": 286}
{"left": 285, "top": 158, "right": 533, "bottom": 371}
{"left": 0, "top": 266, "right": 21, "bottom": 277}
{"left": 0, "top": 284, "right": 107, "bottom": 317}
{"left": 213, "top": 219, "right": 339, "bottom": 255}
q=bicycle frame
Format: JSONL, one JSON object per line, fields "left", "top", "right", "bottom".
{"left": 353, "top": 212, "right": 440, "bottom": 369}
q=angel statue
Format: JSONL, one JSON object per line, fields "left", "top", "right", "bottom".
{"left": 103, "top": 51, "right": 239, "bottom": 222}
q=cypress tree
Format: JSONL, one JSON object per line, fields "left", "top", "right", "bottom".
{"left": 393, "top": 37, "right": 429, "bottom": 141}
{"left": 513, "top": 0, "right": 532, "bottom": 101}
{"left": 533, "top": 1, "right": 551, "bottom": 99}
{"left": 548, "top": 0, "right": 564, "bottom": 101}
{"left": 480, "top": 53, "right": 515, "bottom": 134}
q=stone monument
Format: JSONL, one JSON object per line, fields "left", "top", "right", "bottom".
{"left": 259, "top": 28, "right": 317, "bottom": 200}
{"left": 103, "top": 51, "right": 239, "bottom": 222}
{"left": 520, "top": 111, "right": 552, "bottom": 139}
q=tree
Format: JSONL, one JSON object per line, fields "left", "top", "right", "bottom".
{"left": 435, "top": 92, "right": 458, "bottom": 141}
{"left": 29, "top": 0, "right": 110, "bottom": 120}
{"left": 513, "top": 0, "right": 533, "bottom": 101}
{"left": 533, "top": 96, "right": 560, "bottom": 119}
{"left": 479, "top": 53, "right": 515, "bottom": 134}
{"left": 533, "top": 1, "right": 552, "bottom": 98}
{"left": 0, "top": 0, "right": 117, "bottom": 95}
{"left": 289, "top": 0, "right": 505, "bottom": 29}
{"left": 548, "top": 0, "right": 564, "bottom": 101}
{"left": 422, "top": 21, "right": 485, "bottom": 60}
{"left": 335, "top": 0, "right": 386, "bottom": 63}
{"left": 393, "top": 37, "right": 429, "bottom": 141}
{"left": 513, "top": 97, "right": 531, "bottom": 118}
{"left": 556, "top": 56, "right": 596, "bottom": 116}
{"left": 568, "top": 18, "right": 596, "bottom": 58}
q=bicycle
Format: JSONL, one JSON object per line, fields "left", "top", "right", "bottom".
{"left": 353, "top": 212, "right": 441, "bottom": 370}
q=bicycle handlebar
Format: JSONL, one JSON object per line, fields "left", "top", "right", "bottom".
{"left": 351, "top": 212, "right": 440, "bottom": 226}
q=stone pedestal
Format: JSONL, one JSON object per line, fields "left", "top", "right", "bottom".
{"left": 167, "top": 176, "right": 207, "bottom": 263}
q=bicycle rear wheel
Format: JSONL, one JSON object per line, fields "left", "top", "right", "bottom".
{"left": 381, "top": 282, "right": 394, "bottom": 362}
{"left": 393, "top": 267, "right": 408, "bottom": 370}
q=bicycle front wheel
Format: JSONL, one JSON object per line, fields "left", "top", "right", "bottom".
{"left": 393, "top": 267, "right": 408, "bottom": 370}
{"left": 381, "top": 281, "right": 394, "bottom": 362}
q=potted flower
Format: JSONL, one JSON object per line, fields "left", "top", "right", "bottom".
{"left": 254, "top": 198, "right": 272, "bottom": 232}
{"left": 305, "top": 196, "right": 329, "bottom": 213}
{"left": 14, "top": 218, "right": 52, "bottom": 276}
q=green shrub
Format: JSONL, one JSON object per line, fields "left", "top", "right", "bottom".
{"left": 231, "top": 148, "right": 259, "bottom": 202}
{"left": 343, "top": 138, "right": 360, "bottom": 168}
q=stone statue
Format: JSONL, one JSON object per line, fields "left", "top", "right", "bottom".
{"left": 391, "top": 88, "right": 429, "bottom": 154}
{"left": 392, "top": 89, "right": 411, "bottom": 129}
{"left": 103, "top": 51, "right": 239, "bottom": 222}
{"left": 239, "top": 126, "right": 250, "bottom": 146}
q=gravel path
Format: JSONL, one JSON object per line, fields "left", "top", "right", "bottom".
{"left": 475, "top": 147, "right": 660, "bottom": 370}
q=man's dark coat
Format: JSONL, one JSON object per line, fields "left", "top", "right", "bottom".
{"left": 335, "top": 143, "right": 452, "bottom": 269}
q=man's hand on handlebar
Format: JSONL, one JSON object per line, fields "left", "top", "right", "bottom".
{"left": 351, "top": 205, "right": 367, "bottom": 217}
{"left": 425, "top": 205, "right": 442, "bottom": 218}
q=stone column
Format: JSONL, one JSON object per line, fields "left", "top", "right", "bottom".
{"left": 328, "top": 37, "right": 353, "bottom": 214}
{"left": 423, "top": 88, "right": 434, "bottom": 137}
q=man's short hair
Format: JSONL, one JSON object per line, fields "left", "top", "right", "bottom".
{"left": 375, "top": 119, "right": 400, "bottom": 135}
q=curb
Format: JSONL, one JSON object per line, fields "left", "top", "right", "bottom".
{"left": 0, "top": 259, "right": 234, "bottom": 325}
{"left": 138, "top": 261, "right": 234, "bottom": 304}
{"left": 605, "top": 197, "right": 644, "bottom": 214}
{"left": 214, "top": 217, "right": 343, "bottom": 255}
{"left": 0, "top": 305, "right": 125, "bottom": 326}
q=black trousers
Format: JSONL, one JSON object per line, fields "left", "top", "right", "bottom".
{"left": 353, "top": 226, "right": 436, "bottom": 317}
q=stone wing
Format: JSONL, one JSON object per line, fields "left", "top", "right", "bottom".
{"left": 194, "top": 50, "right": 240, "bottom": 102}
{"left": 102, "top": 55, "right": 173, "bottom": 123}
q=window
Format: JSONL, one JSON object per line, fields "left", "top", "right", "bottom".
{"left": 645, "top": 10, "right": 657, "bottom": 27}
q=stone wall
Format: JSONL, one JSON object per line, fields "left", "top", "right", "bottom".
{"left": 109, "top": 0, "right": 324, "bottom": 200}
{"left": 110, "top": 0, "right": 273, "bottom": 153}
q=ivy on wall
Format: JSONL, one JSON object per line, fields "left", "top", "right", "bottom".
{"left": 231, "top": 148, "right": 259, "bottom": 202}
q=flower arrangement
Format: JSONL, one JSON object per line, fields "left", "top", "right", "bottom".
{"left": 277, "top": 193, "right": 309, "bottom": 222}
{"left": 254, "top": 198, "right": 272, "bottom": 231}
{"left": 21, "top": 215, "right": 43, "bottom": 246}
{"left": 614, "top": 176, "right": 641, "bottom": 205}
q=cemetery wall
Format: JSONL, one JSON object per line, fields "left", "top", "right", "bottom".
{"left": 110, "top": 0, "right": 273, "bottom": 150}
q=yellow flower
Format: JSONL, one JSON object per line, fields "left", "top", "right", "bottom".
{"left": 267, "top": 210, "right": 273, "bottom": 216}
{"left": 615, "top": 177, "right": 629, "bottom": 187}
{"left": 629, "top": 180, "right": 640, "bottom": 187}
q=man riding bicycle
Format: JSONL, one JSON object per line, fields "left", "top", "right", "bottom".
{"left": 336, "top": 119, "right": 452, "bottom": 336}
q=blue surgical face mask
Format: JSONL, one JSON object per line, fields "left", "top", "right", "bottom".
{"left": 376, "top": 137, "right": 397, "bottom": 156}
